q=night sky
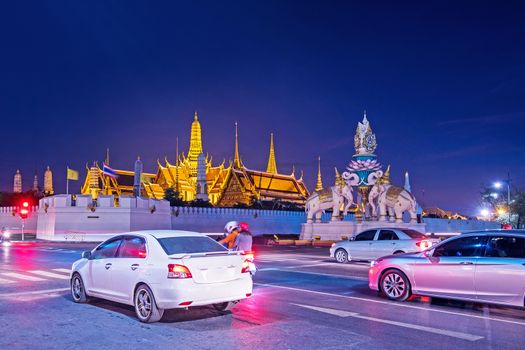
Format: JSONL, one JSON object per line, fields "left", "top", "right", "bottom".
{"left": 1, "top": 1, "right": 524, "bottom": 215}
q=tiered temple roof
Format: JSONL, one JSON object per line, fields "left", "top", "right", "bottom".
{"left": 81, "top": 113, "right": 309, "bottom": 206}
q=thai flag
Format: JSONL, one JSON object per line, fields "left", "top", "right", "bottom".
{"left": 103, "top": 164, "right": 118, "bottom": 178}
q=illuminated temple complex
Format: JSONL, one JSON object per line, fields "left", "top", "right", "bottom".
{"left": 81, "top": 113, "right": 309, "bottom": 206}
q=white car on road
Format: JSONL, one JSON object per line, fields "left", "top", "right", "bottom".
{"left": 330, "top": 228, "right": 439, "bottom": 263}
{"left": 70, "top": 230, "right": 253, "bottom": 323}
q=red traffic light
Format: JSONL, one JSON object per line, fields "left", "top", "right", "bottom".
{"left": 19, "top": 208, "right": 29, "bottom": 219}
{"left": 19, "top": 202, "right": 30, "bottom": 219}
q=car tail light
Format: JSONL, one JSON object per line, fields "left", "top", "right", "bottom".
{"left": 179, "top": 301, "right": 193, "bottom": 306}
{"left": 243, "top": 252, "right": 254, "bottom": 262}
{"left": 168, "top": 264, "right": 192, "bottom": 279}
{"left": 241, "top": 260, "right": 251, "bottom": 273}
{"left": 416, "top": 240, "right": 432, "bottom": 250}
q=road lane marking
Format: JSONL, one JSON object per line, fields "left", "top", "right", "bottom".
{"left": 1, "top": 272, "right": 46, "bottom": 282}
{"left": 257, "top": 268, "right": 368, "bottom": 281}
{"left": 293, "top": 304, "right": 483, "bottom": 342}
{"left": 52, "top": 268, "right": 71, "bottom": 274}
{"left": 255, "top": 283, "right": 525, "bottom": 326}
{"left": 0, "top": 288, "right": 69, "bottom": 298}
{"left": 29, "top": 270, "right": 70, "bottom": 280}
{"left": 0, "top": 277, "right": 15, "bottom": 284}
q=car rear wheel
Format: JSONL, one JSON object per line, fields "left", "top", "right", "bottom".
{"left": 334, "top": 248, "right": 349, "bottom": 263}
{"left": 134, "top": 284, "right": 164, "bottom": 323}
{"left": 71, "top": 273, "right": 89, "bottom": 303}
{"left": 380, "top": 269, "right": 411, "bottom": 301}
{"left": 213, "top": 301, "right": 239, "bottom": 312}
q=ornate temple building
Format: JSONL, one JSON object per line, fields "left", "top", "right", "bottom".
{"left": 44, "top": 166, "right": 54, "bottom": 195}
{"left": 81, "top": 112, "right": 309, "bottom": 206}
{"left": 13, "top": 170, "right": 22, "bottom": 193}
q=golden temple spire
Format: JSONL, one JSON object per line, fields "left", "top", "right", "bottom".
{"left": 188, "top": 112, "right": 203, "bottom": 176}
{"left": 266, "top": 133, "right": 278, "bottom": 174}
{"left": 234, "top": 121, "right": 242, "bottom": 169}
{"left": 175, "top": 136, "right": 180, "bottom": 193}
{"left": 315, "top": 156, "right": 323, "bottom": 192}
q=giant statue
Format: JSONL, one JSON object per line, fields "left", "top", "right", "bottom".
{"left": 368, "top": 166, "right": 417, "bottom": 223}
{"left": 305, "top": 169, "right": 354, "bottom": 223}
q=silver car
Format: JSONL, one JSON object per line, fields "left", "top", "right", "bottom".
{"left": 369, "top": 230, "right": 525, "bottom": 308}
{"left": 330, "top": 228, "right": 439, "bottom": 263}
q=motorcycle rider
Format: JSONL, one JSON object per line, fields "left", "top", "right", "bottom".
{"left": 233, "top": 221, "right": 253, "bottom": 252}
{"left": 219, "top": 221, "right": 240, "bottom": 249}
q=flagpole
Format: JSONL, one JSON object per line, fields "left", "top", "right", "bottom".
{"left": 66, "top": 166, "right": 69, "bottom": 195}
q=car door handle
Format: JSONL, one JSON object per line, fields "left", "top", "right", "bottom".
{"left": 131, "top": 264, "right": 139, "bottom": 271}
{"left": 459, "top": 262, "right": 473, "bottom": 265}
{"left": 105, "top": 263, "right": 112, "bottom": 270}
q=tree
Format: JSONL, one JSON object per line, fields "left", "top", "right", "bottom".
{"left": 163, "top": 188, "right": 185, "bottom": 207}
{"left": 510, "top": 191, "right": 525, "bottom": 229}
{"left": 480, "top": 185, "right": 525, "bottom": 228}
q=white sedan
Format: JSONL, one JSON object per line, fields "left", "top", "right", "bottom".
{"left": 70, "top": 230, "right": 253, "bottom": 323}
{"left": 330, "top": 228, "right": 439, "bottom": 263}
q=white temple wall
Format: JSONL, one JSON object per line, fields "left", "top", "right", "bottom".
{"left": 0, "top": 198, "right": 502, "bottom": 241}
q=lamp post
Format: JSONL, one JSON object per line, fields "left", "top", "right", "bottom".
{"left": 494, "top": 173, "right": 511, "bottom": 224}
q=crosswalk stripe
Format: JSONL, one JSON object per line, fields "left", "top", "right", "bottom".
{"left": 29, "top": 270, "right": 70, "bottom": 280}
{"left": 0, "top": 277, "right": 15, "bottom": 284}
{"left": 52, "top": 268, "right": 71, "bottom": 274}
{"left": 2, "top": 272, "right": 46, "bottom": 282}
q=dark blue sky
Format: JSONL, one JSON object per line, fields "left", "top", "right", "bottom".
{"left": 1, "top": 1, "right": 524, "bottom": 214}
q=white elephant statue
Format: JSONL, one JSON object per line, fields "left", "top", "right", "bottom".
{"left": 368, "top": 182, "right": 417, "bottom": 223}
{"left": 305, "top": 184, "right": 354, "bottom": 223}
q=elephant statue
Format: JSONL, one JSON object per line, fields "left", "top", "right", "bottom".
{"left": 305, "top": 184, "right": 354, "bottom": 223}
{"left": 368, "top": 182, "right": 417, "bottom": 223}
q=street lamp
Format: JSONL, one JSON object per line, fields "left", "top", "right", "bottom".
{"left": 480, "top": 208, "right": 490, "bottom": 218}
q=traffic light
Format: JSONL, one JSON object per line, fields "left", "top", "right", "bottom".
{"left": 19, "top": 201, "right": 29, "bottom": 219}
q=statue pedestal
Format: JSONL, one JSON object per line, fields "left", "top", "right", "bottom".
{"left": 300, "top": 221, "right": 426, "bottom": 241}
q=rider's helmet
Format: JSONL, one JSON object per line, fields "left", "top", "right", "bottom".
{"left": 224, "top": 221, "right": 240, "bottom": 234}
{"left": 239, "top": 222, "right": 249, "bottom": 232}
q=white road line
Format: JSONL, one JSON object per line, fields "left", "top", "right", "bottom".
{"left": 257, "top": 268, "right": 368, "bottom": 281}
{"left": 1, "top": 272, "right": 46, "bottom": 282}
{"left": 29, "top": 270, "right": 70, "bottom": 280}
{"left": 0, "top": 277, "right": 15, "bottom": 284}
{"left": 52, "top": 268, "right": 71, "bottom": 274}
{"left": 255, "top": 283, "right": 525, "bottom": 327}
{"left": 293, "top": 303, "right": 483, "bottom": 342}
{"left": 0, "top": 288, "right": 69, "bottom": 298}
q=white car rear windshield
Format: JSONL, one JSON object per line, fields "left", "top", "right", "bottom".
{"left": 158, "top": 236, "right": 227, "bottom": 255}
{"left": 401, "top": 229, "right": 426, "bottom": 239}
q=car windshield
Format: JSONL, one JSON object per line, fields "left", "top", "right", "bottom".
{"left": 401, "top": 229, "right": 426, "bottom": 239}
{"left": 157, "top": 236, "right": 227, "bottom": 255}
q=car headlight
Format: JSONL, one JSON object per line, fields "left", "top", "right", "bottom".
{"left": 370, "top": 260, "right": 377, "bottom": 267}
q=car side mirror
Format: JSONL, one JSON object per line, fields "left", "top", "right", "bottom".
{"left": 349, "top": 236, "right": 355, "bottom": 241}
{"left": 82, "top": 251, "right": 91, "bottom": 259}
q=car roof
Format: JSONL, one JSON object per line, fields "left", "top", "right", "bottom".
{"left": 121, "top": 230, "right": 204, "bottom": 239}
{"left": 460, "top": 229, "right": 525, "bottom": 237}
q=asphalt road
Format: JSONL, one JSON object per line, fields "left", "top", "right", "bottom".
{"left": 1, "top": 242, "right": 525, "bottom": 349}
